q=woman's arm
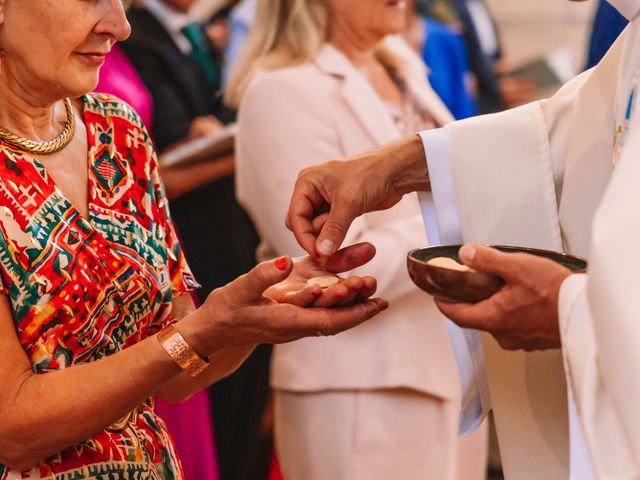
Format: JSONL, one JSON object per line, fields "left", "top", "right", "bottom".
{"left": 0, "top": 294, "right": 183, "bottom": 471}
{"left": 0, "top": 255, "right": 384, "bottom": 471}
{"left": 155, "top": 294, "right": 255, "bottom": 404}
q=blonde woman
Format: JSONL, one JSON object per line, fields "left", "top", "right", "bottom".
{"left": 229, "top": 0, "right": 488, "bottom": 478}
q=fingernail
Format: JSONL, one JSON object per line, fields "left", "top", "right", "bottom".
{"left": 365, "top": 302, "right": 378, "bottom": 316}
{"left": 274, "top": 257, "right": 288, "bottom": 271}
{"left": 459, "top": 245, "right": 476, "bottom": 263}
{"left": 318, "top": 239, "right": 334, "bottom": 256}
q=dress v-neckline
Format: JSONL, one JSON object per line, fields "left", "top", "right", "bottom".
{"left": 29, "top": 95, "right": 95, "bottom": 225}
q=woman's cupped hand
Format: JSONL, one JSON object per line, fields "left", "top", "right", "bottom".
{"left": 192, "top": 243, "right": 388, "bottom": 354}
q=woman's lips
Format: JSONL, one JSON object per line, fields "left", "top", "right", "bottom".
{"left": 75, "top": 52, "right": 108, "bottom": 66}
{"left": 386, "top": 0, "right": 407, "bottom": 7}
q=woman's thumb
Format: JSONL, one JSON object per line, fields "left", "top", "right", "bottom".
{"left": 238, "top": 257, "right": 293, "bottom": 301}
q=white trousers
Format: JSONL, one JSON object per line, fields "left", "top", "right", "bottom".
{"left": 274, "top": 389, "right": 488, "bottom": 480}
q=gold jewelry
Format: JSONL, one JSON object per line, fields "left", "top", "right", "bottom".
{"left": 0, "top": 97, "right": 76, "bottom": 155}
{"left": 157, "top": 323, "right": 209, "bottom": 377}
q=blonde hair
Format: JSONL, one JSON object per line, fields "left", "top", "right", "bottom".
{"left": 225, "top": 0, "right": 328, "bottom": 108}
{"left": 224, "top": 0, "right": 453, "bottom": 127}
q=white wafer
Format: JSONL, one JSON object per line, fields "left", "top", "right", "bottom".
{"left": 427, "top": 257, "right": 475, "bottom": 272}
{"left": 306, "top": 275, "right": 340, "bottom": 288}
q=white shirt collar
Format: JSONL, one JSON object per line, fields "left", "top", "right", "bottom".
{"left": 143, "top": 0, "right": 194, "bottom": 54}
{"left": 607, "top": 0, "right": 640, "bottom": 20}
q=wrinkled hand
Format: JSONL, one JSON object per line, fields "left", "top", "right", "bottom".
{"left": 286, "top": 136, "right": 428, "bottom": 258}
{"left": 195, "top": 243, "right": 388, "bottom": 354}
{"left": 436, "top": 245, "right": 571, "bottom": 351}
{"left": 264, "top": 243, "right": 378, "bottom": 307}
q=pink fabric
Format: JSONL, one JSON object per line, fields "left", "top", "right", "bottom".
{"left": 96, "top": 45, "right": 154, "bottom": 128}
{"left": 97, "top": 44, "right": 220, "bottom": 480}
{"left": 156, "top": 394, "right": 219, "bottom": 480}
{"left": 269, "top": 453, "right": 284, "bottom": 480}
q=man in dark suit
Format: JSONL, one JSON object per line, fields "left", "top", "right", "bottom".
{"left": 122, "top": 2, "right": 271, "bottom": 480}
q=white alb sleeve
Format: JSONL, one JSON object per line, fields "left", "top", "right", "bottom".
{"left": 417, "top": 128, "right": 490, "bottom": 435}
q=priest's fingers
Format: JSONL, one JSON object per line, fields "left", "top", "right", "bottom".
{"left": 312, "top": 212, "right": 329, "bottom": 235}
{"left": 286, "top": 175, "right": 329, "bottom": 257}
{"left": 435, "top": 273, "right": 564, "bottom": 351}
{"left": 435, "top": 297, "right": 502, "bottom": 331}
{"left": 322, "top": 242, "right": 377, "bottom": 274}
{"left": 314, "top": 203, "right": 361, "bottom": 257}
{"left": 458, "top": 244, "right": 545, "bottom": 281}
{"left": 459, "top": 244, "right": 572, "bottom": 288}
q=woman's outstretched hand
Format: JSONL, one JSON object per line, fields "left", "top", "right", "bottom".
{"left": 186, "top": 243, "right": 388, "bottom": 355}
{"left": 264, "top": 242, "right": 378, "bottom": 307}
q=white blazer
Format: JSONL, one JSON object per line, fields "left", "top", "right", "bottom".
{"left": 236, "top": 43, "right": 458, "bottom": 399}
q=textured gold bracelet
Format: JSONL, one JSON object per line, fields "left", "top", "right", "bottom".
{"left": 157, "top": 323, "right": 209, "bottom": 377}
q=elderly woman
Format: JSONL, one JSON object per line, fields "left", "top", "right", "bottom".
{"left": 228, "top": 0, "right": 487, "bottom": 479}
{"left": 0, "top": 1, "right": 387, "bottom": 477}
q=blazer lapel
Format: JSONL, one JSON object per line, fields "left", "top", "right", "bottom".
{"left": 315, "top": 45, "right": 400, "bottom": 146}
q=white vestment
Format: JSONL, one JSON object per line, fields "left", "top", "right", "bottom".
{"left": 419, "top": 1, "right": 640, "bottom": 477}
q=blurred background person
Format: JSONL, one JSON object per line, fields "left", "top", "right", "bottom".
{"left": 585, "top": 0, "right": 627, "bottom": 69}
{"left": 120, "top": 1, "right": 272, "bottom": 480}
{"left": 228, "top": 0, "right": 488, "bottom": 479}
{"left": 223, "top": 0, "right": 478, "bottom": 121}
{"left": 224, "top": 0, "right": 256, "bottom": 83}
{"left": 204, "top": 2, "right": 235, "bottom": 71}
{"left": 404, "top": 1, "right": 479, "bottom": 119}
{"left": 420, "top": 0, "right": 537, "bottom": 112}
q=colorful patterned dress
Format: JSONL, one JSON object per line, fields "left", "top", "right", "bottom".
{"left": 0, "top": 93, "right": 200, "bottom": 479}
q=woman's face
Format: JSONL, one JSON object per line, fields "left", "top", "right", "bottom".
{"left": 328, "top": 0, "right": 408, "bottom": 41}
{"left": 0, "top": 0, "right": 131, "bottom": 102}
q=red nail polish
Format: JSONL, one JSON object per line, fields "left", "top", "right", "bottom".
{"left": 275, "top": 257, "right": 288, "bottom": 271}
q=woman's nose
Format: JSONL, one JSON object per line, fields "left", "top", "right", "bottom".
{"left": 96, "top": 0, "right": 132, "bottom": 42}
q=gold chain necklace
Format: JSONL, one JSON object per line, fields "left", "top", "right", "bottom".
{"left": 0, "top": 97, "right": 76, "bottom": 155}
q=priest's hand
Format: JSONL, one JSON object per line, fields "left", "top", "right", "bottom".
{"left": 264, "top": 242, "right": 379, "bottom": 307}
{"left": 436, "top": 244, "right": 572, "bottom": 351}
{"left": 286, "top": 135, "right": 429, "bottom": 258}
